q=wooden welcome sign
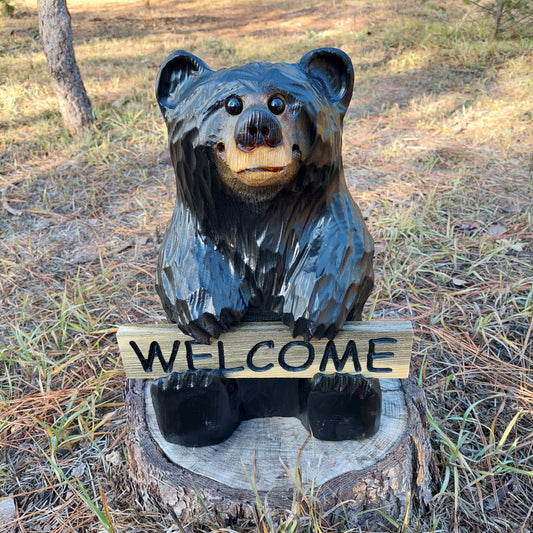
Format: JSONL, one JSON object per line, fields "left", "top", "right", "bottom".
{"left": 117, "top": 320, "right": 412, "bottom": 379}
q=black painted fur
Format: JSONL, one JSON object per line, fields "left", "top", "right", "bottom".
{"left": 155, "top": 48, "right": 374, "bottom": 342}
{"left": 152, "top": 49, "right": 379, "bottom": 446}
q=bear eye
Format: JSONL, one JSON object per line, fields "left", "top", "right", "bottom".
{"left": 268, "top": 95, "right": 286, "bottom": 115}
{"left": 225, "top": 96, "right": 243, "bottom": 116}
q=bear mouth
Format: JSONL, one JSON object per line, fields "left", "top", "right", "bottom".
{"left": 237, "top": 166, "right": 287, "bottom": 174}
{"left": 217, "top": 143, "right": 301, "bottom": 187}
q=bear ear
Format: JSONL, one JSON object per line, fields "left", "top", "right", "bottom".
{"left": 299, "top": 48, "right": 354, "bottom": 116}
{"left": 156, "top": 51, "right": 212, "bottom": 117}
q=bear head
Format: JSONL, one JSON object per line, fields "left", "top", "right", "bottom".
{"left": 155, "top": 48, "right": 354, "bottom": 207}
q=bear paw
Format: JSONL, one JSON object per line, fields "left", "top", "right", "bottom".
{"left": 283, "top": 314, "right": 339, "bottom": 342}
{"left": 150, "top": 369, "right": 240, "bottom": 446}
{"left": 306, "top": 374, "right": 381, "bottom": 441}
{"left": 181, "top": 310, "right": 244, "bottom": 344}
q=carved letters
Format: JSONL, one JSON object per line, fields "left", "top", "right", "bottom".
{"left": 118, "top": 321, "right": 411, "bottom": 379}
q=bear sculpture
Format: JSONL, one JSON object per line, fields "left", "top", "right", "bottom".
{"left": 151, "top": 48, "right": 380, "bottom": 446}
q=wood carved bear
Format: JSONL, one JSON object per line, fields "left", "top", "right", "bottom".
{"left": 151, "top": 48, "right": 380, "bottom": 446}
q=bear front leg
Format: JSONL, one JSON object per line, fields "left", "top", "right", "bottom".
{"left": 150, "top": 369, "right": 240, "bottom": 446}
{"left": 156, "top": 212, "right": 252, "bottom": 344}
{"left": 305, "top": 374, "right": 381, "bottom": 441}
{"left": 281, "top": 191, "right": 374, "bottom": 341}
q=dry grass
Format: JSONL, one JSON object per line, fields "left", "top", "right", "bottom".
{"left": 1, "top": 0, "right": 532, "bottom": 531}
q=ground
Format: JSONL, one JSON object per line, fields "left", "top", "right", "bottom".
{"left": 0, "top": 0, "right": 532, "bottom": 531}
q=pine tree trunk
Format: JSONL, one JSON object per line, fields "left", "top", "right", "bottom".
{"left": 493, "top": 0, "right": 505, "bottom": 40}
{"left": 38, "top": 0, "right": 93, "bottom": 136}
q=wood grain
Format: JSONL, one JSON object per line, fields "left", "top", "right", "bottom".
{"left": 145, "top": 379, "right": 407, "bottom": 490}
{"left": 117, "top": 320, "right": 412, "bottom": 379}
{"left": 125, "top": 377, "right": 433, "bottom": 529}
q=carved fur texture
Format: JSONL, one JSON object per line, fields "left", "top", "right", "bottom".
{"left": 155, "top": 48, "right": 374, "bottom": 342}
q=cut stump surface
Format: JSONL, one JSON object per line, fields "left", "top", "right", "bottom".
{"left": 125, "top": 377, "right": 433, "bottom": 527}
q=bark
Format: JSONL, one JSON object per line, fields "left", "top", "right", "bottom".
{"left": 38, "top": 0, "right": 93, "bottom": 136}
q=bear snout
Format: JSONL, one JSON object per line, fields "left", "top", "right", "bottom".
{"left": 235, "top": 108, "right": 283, "bottom": 152}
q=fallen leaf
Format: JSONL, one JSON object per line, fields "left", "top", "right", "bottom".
{"left": 71, "top": 463, "right": 86, "bottom": 478}
{"left": 485, "top": 224, "right": 507, "bottom": 237}
{"left": 0, "top": 498, "right": 17, "bottom": 532}
{"left": 112, "top": 96, "right": 127, "bottom": 108}
{"left": 452, "top": 277, "right": 467, "bottom": 287}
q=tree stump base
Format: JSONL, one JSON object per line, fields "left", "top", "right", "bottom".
{"left": 125, "top": 378, "right": 433, "bottom": 529}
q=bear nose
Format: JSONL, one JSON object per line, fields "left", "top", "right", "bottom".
{"left": 235, "top": 108, "right": 282, "bottom": 151}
